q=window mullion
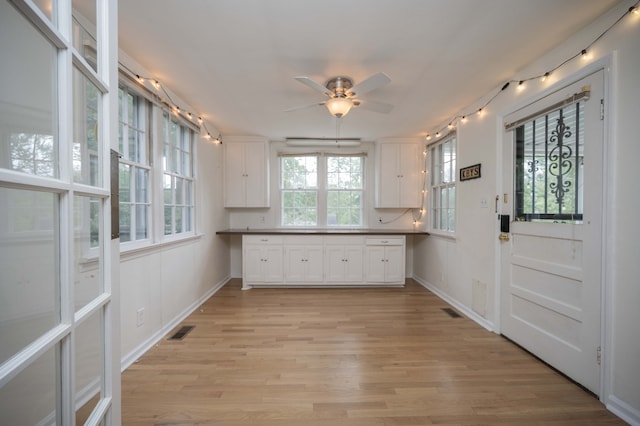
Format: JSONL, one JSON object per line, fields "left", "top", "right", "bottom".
{"left": 318, "top": 156, "right": 327, "bottom": 227}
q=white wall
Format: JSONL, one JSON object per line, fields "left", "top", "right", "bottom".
{"left": 117, "top": 53, "right": 231, "bottom": 366}
{"left": 413, "top": 1, "right": 640, "bottom": 422}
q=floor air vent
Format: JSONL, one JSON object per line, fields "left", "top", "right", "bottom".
{"left": 168, "top": 325, "right": 194, "bottom": 340}
{"left": 442, "top": 308, "right": 462, "bottom": 318}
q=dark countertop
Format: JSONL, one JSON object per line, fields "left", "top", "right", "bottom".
{"left": 216, "top": 228, "right": 429, "bottom": 236}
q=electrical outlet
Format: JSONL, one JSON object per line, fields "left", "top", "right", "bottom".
{"left": 136, "top": 308, "right": 144, "bottom": 327}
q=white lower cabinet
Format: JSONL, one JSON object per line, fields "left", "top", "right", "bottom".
{"left": 364, "top": 237, "right": 405, "bottom": 284}
{"left": 242, "top": 234, "right": 405, "bottom": 288}
{"left": 284, "top": 237, "right": 324, "bottom": 283}
{"left": 325, "top": 237, "right": 364, "bottom": 283}
{"left": 242, "top": 236, "right": 283, "bottom": 288}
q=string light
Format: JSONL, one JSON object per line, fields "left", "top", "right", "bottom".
{"left": 424, "top": 0, "right": 639, "bottom": 137}
{"left": 120, "top": 62, "right": 221, "bottom": 145}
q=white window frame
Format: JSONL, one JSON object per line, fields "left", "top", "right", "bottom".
{"left": 279, "top": 151, "right": 366, "bottom": 228}
{"left": 428, "top": 134, "right": 457, "bottom": 235}
{"left": 118, "top": 84, "right": 151, "bottom": 247}
{"left": 161, "top": 112, "right": 196, "bottom": 239}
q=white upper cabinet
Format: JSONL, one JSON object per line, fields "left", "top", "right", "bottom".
{"left": 375, "top": 140, "right": 422, "bottom": 208}
{"left": 224, "top": 137, "right": 269, "bottom": 207}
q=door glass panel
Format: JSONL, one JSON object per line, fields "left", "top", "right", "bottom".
{"left": 0, "top": 188, "right": 59, "bottom": 365}
{"left": 75, "top": 312, "right": 103, "bottom": 425}
{"left": 0, "top": 344, "right": 60, "bottom": 425}
{"left": 514, "top": 101, "right": 584, "bottom": 223}
{"left": 74, "top": 195, "right": 102, "bottom": 311}
{"left": 72, "top": 0, "right": 98, "bottom": 71}
{"left": 73, "top": 67, "right": 101, "bottom": 186}
{"left": 0, "top": 1, "right": 57, "bottom": 178}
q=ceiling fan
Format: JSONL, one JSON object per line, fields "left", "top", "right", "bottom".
{"left": 286, "top": 72, "right": 393, "bottom": 118}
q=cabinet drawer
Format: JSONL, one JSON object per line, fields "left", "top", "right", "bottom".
{"left": 366, "top": 237, "right": 404, "bottom": 246}
{"left": 243, "top": 235, "right": 283, "bottom": 245}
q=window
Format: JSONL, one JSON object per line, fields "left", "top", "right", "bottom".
{"left": 429, "top": 135, "right": 456, "bottom": 233}
{"left": 280, "top": 153, "right": 364, "bottom": 227}
{"left": 513, "top": 101, "right": 584, "bottom": 222}
{"left": 118, "top": 86, "right": 150, "bottom": 243}
{"left": 162, "top": 113, "right": 195, "bottom": 236}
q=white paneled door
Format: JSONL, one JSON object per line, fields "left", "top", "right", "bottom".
{"left": 500, "top": 70, "right": 605, "bottom": 394}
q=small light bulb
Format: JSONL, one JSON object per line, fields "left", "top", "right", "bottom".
{"left": 541, "top": 72, "right": 550, "bottom": 82}
{"left": 447, "top": 122, "right": 453, "bottom": 130}
{"left": 136, "top": 74, "right": 144, "bottom": 84}
{"left": 205, "top": 133, "right": 211, "bottom": 139}
{"left": 461, "top": 116, "right": 467, "bottom": 123}
{"left": 435, "top": 132, "right": 441, "bottom": 138}
{"left": 517, "top": 81, "right": 525, "bottom": 91}
{"left": 630, "top": 6, "right": 638, "bottom": 15}
{"left": 153, "top": 80, "right": 160, "bottom": 90}
{"left": 198, "top": 116, "right": 203, "bottom": 124}
{"left": 581, "top": 49, "right": 588, "bottom": 59}
{"left": 426, "top": 134, "right": 432, "bottom": 141}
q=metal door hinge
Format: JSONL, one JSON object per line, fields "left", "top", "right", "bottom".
{"left": 596, "top": 346, "right": 602, "bottom": 365}
{"left": 600, "top": 99, "right": 604, "bottom": 120}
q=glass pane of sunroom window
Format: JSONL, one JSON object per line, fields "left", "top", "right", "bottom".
{"left": 1, "top": 1, "right": 57, "bottom": 178}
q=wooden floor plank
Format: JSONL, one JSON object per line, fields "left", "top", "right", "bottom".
{"left": 122, "top": 279, "right": 624, "bottom": 425}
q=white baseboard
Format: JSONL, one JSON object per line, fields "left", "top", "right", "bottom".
{"left": 120, "top": 275, "right": 231, "bottom": 372}
{"left": 412, "top": 275, "right": 496, "bottom": 333}
{"left": 607, "top": 395, "right": 640, "bottom": 426}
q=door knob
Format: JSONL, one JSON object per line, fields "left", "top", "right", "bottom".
{"left": 499, "top": 233, "right": 510, "bottom": 242}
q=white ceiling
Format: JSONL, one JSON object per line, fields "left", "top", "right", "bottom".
{"left": 118, "top": 0, "right": 619, "bottom": 141}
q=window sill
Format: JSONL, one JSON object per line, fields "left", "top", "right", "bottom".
{"left": 120, "top": 233, "right": 203, "bottom": 261}
{"left": 427, "top": 230, "right": 456, "bottom": 241}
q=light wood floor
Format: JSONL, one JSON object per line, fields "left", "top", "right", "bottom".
{"left": 121, "top": 279, "right": 624, "bottom": 425}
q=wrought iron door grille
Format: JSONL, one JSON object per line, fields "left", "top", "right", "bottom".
{"left": 514, "top": 101, "right": 584, "bottom": 223}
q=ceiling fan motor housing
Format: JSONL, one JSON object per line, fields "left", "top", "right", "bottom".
{"left": 325, "top": 76, "right": 353, "bottom": 98}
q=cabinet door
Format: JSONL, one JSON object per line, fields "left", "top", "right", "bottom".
{"left": 377, "top": 143, "right": 399, "bottom": 207}
{"left": 244, "top": 142, "right": 268, "bottom": 207}
{"left": 343, "top": 246, "right": 364, "bottom": 282}
{"left": 284, "top": 246, "right": 306, "bottom": 282}
{"left": 305, "top": 245, "right": 324, "bottom": 282}
{"left": 325, "top": 246, "right": 346, "bottom": 282}
{"left": 384, "top": 245, "right": 405, "bottom": 283}
{"left": 365, "top": 246, "right": 386, "bottom": 282}
{"left": 244, "top": 245, "right": 264, "bottom": 283}
{"left": 263, "top": 245, "right": 283, "bottom": 282}
{"left": 398, "top": 143, "right": 422, "bottom": 208}
{"left": 224, "top": 143, "right": 246, "bottom": 207}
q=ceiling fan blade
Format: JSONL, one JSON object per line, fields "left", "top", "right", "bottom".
{"left": 284, "top": 101, "right": 326, "bottom": 112}
{"left": 353, "top": 99, "right": 394, "bottom": 114}
{"left": 349, "top": 72, "right": 391, "bottom": 96}
{"left": 294, "top": 77, "right": 333, "bottom": 96}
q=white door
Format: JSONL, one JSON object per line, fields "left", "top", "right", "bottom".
{"left": 500, "top": 70, "right": 605, "bottom": 394}
{"left": 0, "top": 1, "right": 119, "bottom": 424}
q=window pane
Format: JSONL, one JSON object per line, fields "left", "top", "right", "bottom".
{"left": 0, "top": 188, "right": 59, "bottom": 365}
{"left": 72, "top": 0, "right": 97, "bottom": 71}
{"left": 163, "top": 175, "right": 173, "bottom": 204}
{"left": 136, "top": 204, "right": 149, "bottom": 240}
{"left": 281, "top": 157, "right": 317, "bottom": 189}
{"left": 73, "top": 67, "right": 101, "bottom": 186}
{"left": 282, "top": 191, "right": 317, "bottom": 226}
{"left": 0, "top": 344, "right": 60, "bottom": 425}
{"left": 32, "top": 0, "right": 55, "bottom": 23}
{"left": 175, "top": 177, "right": 184, "bottom": 205}
{"left": 119, "top": 164, "right": 131, "bottom": 202}
{"left": 119, "top": 204, "right": 131, "bottom": 243}
{"left": 1, "top": 1, "right": 57, "bottom": 178}
{"left": 136, "top": 168, "right": 149, "bottom": 203}
{"left": 164, "top": 206, "right": 173, "bottom": 235}
{"left": 75, "top": 312, "right": 103, "bottom": 425}
{"left": 74, "top": 196, "right": 102, "bottom": 311}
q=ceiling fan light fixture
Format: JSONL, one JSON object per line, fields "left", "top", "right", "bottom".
{"left": 325, "top": 97, "right": 353, "bottom": 118}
